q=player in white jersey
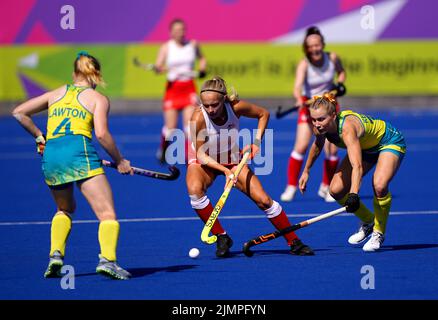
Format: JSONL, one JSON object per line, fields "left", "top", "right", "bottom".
{"left": 186, "top": 77, "right": 314, "bottom": 258}
{"left": 281, "top": 26, "right": 346, "bottom": 203}
{"left": 154, "top": 19, "right": 207, "bottom": 163}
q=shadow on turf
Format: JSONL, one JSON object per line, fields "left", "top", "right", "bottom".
{"left": 73, "top": 265, "right": 199, "bottom": 278}
{"left": 225, "top": 248, "right": 330, "bottom": 258}
{"left": 380, "top": 244, "right": 438, "bottom": 252}
{"left": 128, "top": 264, "right": 199, "bottom": 278}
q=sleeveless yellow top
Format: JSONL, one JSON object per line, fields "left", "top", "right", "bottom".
{"left": 328, "top": 110, "right": 387, "bottom": 150}
{"left": 47, "top": 85, "right": 94, "bottom": 140}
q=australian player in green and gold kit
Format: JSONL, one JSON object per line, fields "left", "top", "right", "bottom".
{"left": 299, "top": 93, "right": 406, "bottom": 252}
{"left": 13, "top": 51, "right": 133, "bottom": 279}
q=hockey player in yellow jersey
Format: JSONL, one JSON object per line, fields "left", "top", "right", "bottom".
{"left": 12, "top": 51, "right": 133, "bottom": 279}
{"left": 298, "top": 93, "right": 406, "bottom": 252}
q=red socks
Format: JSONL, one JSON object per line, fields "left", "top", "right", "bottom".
{"left": 287, "top": 151, "right": 304, "bottom": 186}
{"left": 195, "top": 203, "right": 225, "bottom": 235}
{"left": 322, "top": 157, "right": 339, "bottom": 186}
{"left": 269, "top": 210, "right": 298, "bottom": 245}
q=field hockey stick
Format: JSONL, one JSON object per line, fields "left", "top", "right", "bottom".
{"left": 276, "top": 89, "right": 338, "bottom": 119}
{"left": 242, "top": 206, "right": 347, "bottom": 257}
{"left": 102, "top": 160, "right": 180, "bottom": 181}
{"left": 201, "top": 149, "right": 252, "bottom": 244}
{"left": 132, "top": 56, "right": 156, "bottom": 71}
{"left": 133, "top": 56, "right": 206, "bottom": 78}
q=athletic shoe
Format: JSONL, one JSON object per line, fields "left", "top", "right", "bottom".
{"left": 290, "top": 239, "right": 315, "bottom": 256}
{"left": 324, "top": 192, "right": 336, "bottom": 203}
{"left": 348, "top": 221, "right": 374, "bottom": 245}
{"left": 280, "top": 185, "right": 297, "bottom": 202}
{"left": 44, "top": 250, "right": 64, "bottom": 278}
{"left": 363, "top": 231, "right": 385, "bottom": 252}
{"left": 318, "top": 183, "right": 329, "bottom": 199}
{"left": 96, "top": 255, "right": 131, "bottom": 280}
{"left": 216, "top": 233, "right": 233, "bottom": 258}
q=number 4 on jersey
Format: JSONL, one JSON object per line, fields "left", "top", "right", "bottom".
{"left": 53, "top": 118, "right": 73, "bottom": 136}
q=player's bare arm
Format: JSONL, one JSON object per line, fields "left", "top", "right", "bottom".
{"left": 233, "top": 100, "right": 269, "bottom": 141}
{"left": 330, "top": 52, "right": 346, "bottom": 83}
{"left": 293, "top": 59, "right": 307, "bottom": 105}
{"left": 299, "top": 133, "right": 326, "bottom": 194}
{"left": 93, "top": 95, "right": 130, "bottom": 174}
{"left": 154, "top": 42, "right": 168, "bottom": 73}
{"left": 342, "top": 117, "right": 364, "bottom": 194}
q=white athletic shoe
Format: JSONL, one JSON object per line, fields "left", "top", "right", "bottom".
{"left": 280, "top": 185, "right": 297, "bottom": 202}
{"left": 348, "top": 222, "right": 374, "bottom": 245}
{"left": 363, "top": 231, "right": 385, "bottom": 252}
{"left": 324, "top": 192, "right": 336, "bottom": 203}
{"left": 318, "top": 183, "right": 329, "bottom": 199}
{"left": 318, "top": 183, "right": 336, "bottom": 202}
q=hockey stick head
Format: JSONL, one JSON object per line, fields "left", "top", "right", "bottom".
{"left": 133, "top": 56, "right": 141, "bottom": 67}
{"left": 167, "top": 165, "right": 180, "bottom": 180}
{"left": 132, "top": 56, "right": 155, "bottom": 71}
{"left": 242, "top": 241, "right": 254, "bottom": 257}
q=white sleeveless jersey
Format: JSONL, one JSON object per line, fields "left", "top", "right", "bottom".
{"left": 192, "top": 102, "right": 240, "bottom": 164}
{"left": 302, "top": 52, "right": 336, "bottom": 97}
{"left": 166, "top": 40, "right": 196, "bottom": 82}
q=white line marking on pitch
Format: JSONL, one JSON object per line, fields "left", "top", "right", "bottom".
{"left": 0, "top": 210, "right": 437, "bottom": 226}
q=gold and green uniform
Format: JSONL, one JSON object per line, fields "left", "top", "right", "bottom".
{"left": 330, "top": 110, "right": 406, "bottom": 234}
{"left": 42, "top": 85, "right": 104, "bottom": 186}
{"left": 327, "top": 110, "right": 406, "bottom": 158}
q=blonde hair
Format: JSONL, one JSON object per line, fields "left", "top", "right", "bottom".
{"left": 310, "top": 92, "right": 337, "bottom": 114}
{"left": 200, "top": 77, "right": 239, "bottom": 103}
{"left": 74, "top": 52, "right": 105, "bottom": 87}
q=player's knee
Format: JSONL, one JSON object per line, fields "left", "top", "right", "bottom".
{"left": 329, "top": 183, "right": 347, "bottom": 200}
{"left": 97, "top": 211, "right": 116, "bottom": 221}
{"left": 293, "top": 145, "right": 307, "bottom": 156}
{"left": 255, "top": 194, "right": 272, "bottom": 211}
{"left": 58, "top": 202, "right": 76, "bottom": 215}
{"left": 187, "top": 181, "right": 205, "bottom": 196}
{"left": 373, "top": 181, "right": 388, "bottom": 198}
{"left": 55, "top": 210, "right": 73, "bottom": 220}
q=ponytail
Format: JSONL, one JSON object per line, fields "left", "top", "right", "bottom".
{"left": 74, "top": 51, "right": 105, "bottom": 88}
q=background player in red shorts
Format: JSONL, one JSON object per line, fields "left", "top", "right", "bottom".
{"left": 280, "top": 26, "right": 346, "bottom": 203}
{"left": 153, "top": 18, "right": 207, "bottom": 163}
